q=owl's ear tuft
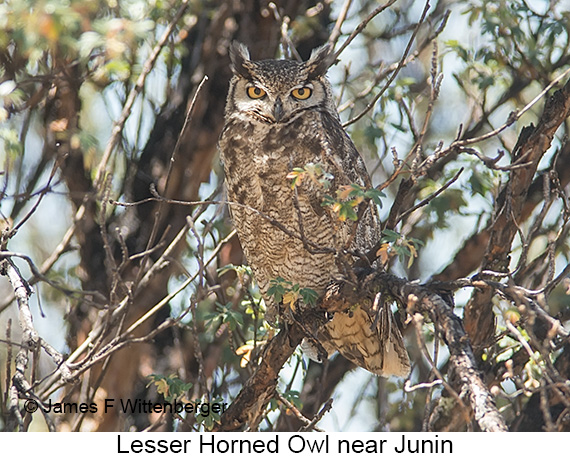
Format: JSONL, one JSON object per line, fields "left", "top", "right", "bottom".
{"left": 306, "top": 44, "right": 335, "bottom": 78}
{"left": 229, "top": 41, "right": 255, "bottom": 79}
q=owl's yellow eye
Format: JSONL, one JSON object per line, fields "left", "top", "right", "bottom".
{"left": 291, "top": 87, "right": 312, "bottom": 100}
{"left": 247, "top": 86, "right": 266, "bottom": 99}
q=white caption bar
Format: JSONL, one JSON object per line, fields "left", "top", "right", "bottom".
{"left": 3, "top": 431, "right": 548, "bottom": 456}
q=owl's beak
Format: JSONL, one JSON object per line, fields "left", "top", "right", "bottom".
{"left": 273, "top": 97, "right": 284, "bottom": 122}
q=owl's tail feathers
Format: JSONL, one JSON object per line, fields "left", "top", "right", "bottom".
{"left": 301, "top": 307, "right": 411, "bottom": 377}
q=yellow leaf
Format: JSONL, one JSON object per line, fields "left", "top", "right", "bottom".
{"left": 236, "top": 344, "right": 254, "bottom": 368}
{"left": 504, "top": 309, "right": 520, "bottom": 325}
{"left": 287, "top": 171, "right": 303, "bottom": 189}
{"left": 49, "top": 118, "right": 69, "bottom": 132}
{"left": 376, "top": 244, "right": 391, "bottom": 265}
{"left": 39, "top": 13, "right": 59, "bottom": 42}
{"left": 283, "top": 291, "right": 299, "bottom": 310}
{"left": 407, "top": 243, "right": 418, "bottom": 268}
{"left": 408, "top": 243, "right": 417, "bottom": 257}
{"left": 154, "top": 378, "right": 170, "bottom": 397}
{"left": 337, "top": 185, "right": 353, "bottom": 200}
{"left": 236, "top": 344, "right": 254, "bottom": 355}
{"left": 524, "top": 376, "right": 540, "bottom": 390}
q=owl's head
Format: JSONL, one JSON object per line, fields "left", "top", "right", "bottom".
{"left": 226, "top": 42, "right": 337, "bottom": 124}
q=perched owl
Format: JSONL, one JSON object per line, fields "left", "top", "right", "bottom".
{"left": 219, "top": 42, "right": 410, "bottom": 377}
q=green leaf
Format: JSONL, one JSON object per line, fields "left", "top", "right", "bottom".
{"left": 300, "top": 287, "right": 319, "bottom": 306}
{"left": 267, "top": 277, "right": 291, "bottom": 303}
{"left": 0, "top": 128, "right": 23, "bottom": 157}
{"left": 338, "top": 201, "right": 358, "bottom": 221}
{"left": 365, "top": 188, "right": 386, "bottom": 207}
{"left": 147, "top": 374, "right": 193, "bottom": 403}
{"left": 283, "top": 390, "right": 302, "bottom": 409}
{"left": 381, "top": 229, "right": 401, "bottom": 243}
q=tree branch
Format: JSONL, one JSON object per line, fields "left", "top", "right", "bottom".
{"left": 216, "top": 266, "right": 509, "bottom": 432}
{"left": 215, "top": 325, "right": 304, "bottom": 431}
{"left": 464, "top": 76, "right": 570, "bottom": 349}
{"left": 330, "top": 270, "right": 508, "bottom": 432}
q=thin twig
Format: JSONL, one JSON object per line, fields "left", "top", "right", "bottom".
{"left": 96, "top": 0, "right": 191, "bottom": 187}
{"left": 135, "top": 74, "right": 209, "bottom": 290}
{"left": 452, "top": 66, "right": 570, "bottom": 148}
{"left": 396, "top": 168, "right": 463, "bottom": 225}
{"left": 343, "top": 0, "right": 431, "bottom": 127}
{"left": 276, "top": 391, "right": 325, "bottom": 432}
{"left": 300, "top": 399, "right": 334, "bottom": 432}
{"left": 411, "top": 313, "right": 471, "bottom": 422}
{"left": 268, "top": 2, "right": 302, "bottom": 61}
{"left": 333, "top": 0, "right": 398, "bottom": 61}
{"left": 404, "top": 378, "right": 443, "bottom": 392}
{"left": 328, "top": 0, "right": 353, "bottom": 47}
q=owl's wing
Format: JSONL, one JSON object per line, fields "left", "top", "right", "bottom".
{"left": 314, "top": 111, "right": 382, "bottom": 253}
{"left": 298, "top": 111, "right": 410, "bottom": 376}
{"left": 318, "top": 111, "right": 372, "bottom": 187}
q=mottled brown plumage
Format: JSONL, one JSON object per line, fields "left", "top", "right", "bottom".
{"left": 219, "top": 42, "right": 410, "bottom": 377}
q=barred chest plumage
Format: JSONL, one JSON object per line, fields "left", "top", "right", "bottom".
{"left": 219, "top": 110, "right": 346, "bottom": 305}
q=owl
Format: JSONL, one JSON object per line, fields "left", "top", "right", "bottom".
{"left": 218, "top": 42, "right": 410, "bottom": 377}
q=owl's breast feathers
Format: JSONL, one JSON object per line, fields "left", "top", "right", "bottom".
{"left": 219, "top": 111, "right": 346, "bottom": 294}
